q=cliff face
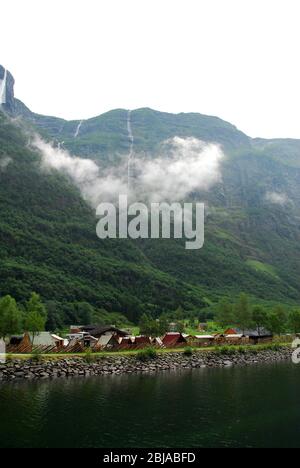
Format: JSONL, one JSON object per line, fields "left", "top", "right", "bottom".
{"left": 0, "top": 65, "right": 16, "bottom": 113}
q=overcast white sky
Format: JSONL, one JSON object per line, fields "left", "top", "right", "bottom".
{"left": 2, "top": 0, "right": 300, "bottom": 138}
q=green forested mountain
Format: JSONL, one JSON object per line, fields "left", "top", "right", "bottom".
{"left": 1, "top": 64, "right": 300, "bottom": 324}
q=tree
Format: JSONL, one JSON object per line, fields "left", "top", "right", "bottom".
{"left": 138, "top": 314, "right": 159, "bottom": 336}
{"left": 25, "top": 293, "right": 47, "bottom": 344}
{"left": 45, "top": 301, "right": 64, "bottom": 332}
{"left": 252, "top": 305, "right": 269, "bottom": 335}
{"left": 174, "top": 306, "right": 184, "bottom": 321}
{"left": 0, "top": 295, "right": 22, "bottom": 339}
{"left": 215, "top": 298, "right": 234, "bottom": 328}
{"left": 289, "top": 309, "right": 300, "bottom": 333}
{"left": 158, "top": 314, "right": 169, "bottom": 335}
{"left": 74, "top": 302, "right": 94, "bottom": 325}
{"left": 233, "top": 293, "right": 252, "bottom": 333}
{"left": 139, "top": 313, "right": 152, "bottom": 335}
{"left": 26, "top": 293, "right": 47, "bottom": 319}
{"left": 176, "top": 321, "right": 185, "bottom": 334}
{"left": 267, "top": 306, "right": 287, "bottom": 336}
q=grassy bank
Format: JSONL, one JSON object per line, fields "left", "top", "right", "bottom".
{"left": 5, "top": 343, "right": 290, "bottom": 362}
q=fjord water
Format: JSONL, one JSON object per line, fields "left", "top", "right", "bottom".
{"left": 1, "top": 362, "right": 300, "bottom": 448}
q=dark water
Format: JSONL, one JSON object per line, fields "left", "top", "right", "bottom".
{"left": 0, "top": 362, "right": 300, "bottom": 448}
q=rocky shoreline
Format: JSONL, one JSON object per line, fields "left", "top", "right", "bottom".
{"left": 0, "top": 347, "right": 294, "bottom": 383}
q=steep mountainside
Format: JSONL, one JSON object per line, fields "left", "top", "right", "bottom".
{"left": 0, "top": 111, "right": 208, "bottom": 321}
{"left": 1, "top": 64, "right": 300, "bottom": 323}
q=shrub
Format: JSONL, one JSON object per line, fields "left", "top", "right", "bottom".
{"left": 31, "top": 348, "right": 43, "bottom": 363}
{"left": 215, "top": 345, "right": 236, "bottom": 356}
{"left": 268, "top": 343, "right": 282, "bottom": 351}
{"left": 221, "top": 346, "right": 236, "bottom": 356}
{"left": 258, "top": 343, "right": 282, "bottom": 352}
{"left": 136, "top": 347, "right": 157, "bottom": 362}
{"left": 237, "top": 346, "right": 247, "bottom": 354}
{"left": 183, "top": 347, "right": 193, "bottom": 356}
{"left": 5, "top": 353, "right": 13, "bottom": 362}
{"left": 84, "top": 348, "right": 95, "bottom": 363}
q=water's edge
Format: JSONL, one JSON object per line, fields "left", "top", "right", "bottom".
{"left": 0, "top": 348, "right": 293, "bottom": 383}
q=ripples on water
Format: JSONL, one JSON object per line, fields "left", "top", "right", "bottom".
{"left": 0, "top": 362, "right": 300, "bottom": 448}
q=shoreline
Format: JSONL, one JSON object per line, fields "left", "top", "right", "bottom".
{"left": 0, "top": 347, "right": 294, "bottom": 382}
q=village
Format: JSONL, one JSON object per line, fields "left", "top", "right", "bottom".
{"left": 5, "top": 323, "right": 275, "bottom": 355}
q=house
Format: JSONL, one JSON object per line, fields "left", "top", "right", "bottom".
{"left": 162, "top": 333, "right": 188, "bottom": 347}
{"left": 9, "top": 334, "right": 30, "bottom": 347}
{"left": 69, "top": 326, "right": 82, "bottom": 334}
{"left": 193, "top": 335, "right": 215, "bottom": 346}
{"left": 29, "top": 332, "right": 65, "bottom": 347}
{"left": 225, "top": 334, "right": 246, "bottom": 341}
{"left": 50, "top": 334, "right": 65, "bottom": 347}
{"left": 182, "top": 334, "right": 191, "bottom": 340}
{"left": 96, "top": 334, "right": 120, "bottom": 350}
{"left": 82, "top": 335, "right": 98, "bottom": 348}
{"left": 134, "top": 336, "right": 152, "bottom": 348}
{"left": 224, "top": 328, "right": 273, "bottom": 344}
{"left": 151, "top": 337, "right": 164, "bottom": 348}
{"left": 168, "top": 322, "right": 179, "bottom": 332}
{"left": 9, "top": 332, "right": 65, "bottom": 350}
{"left": 118, "top": 336, "right": 135, "bottom": 348}
{"left": 68, "top": 334, "right": 98, "bottom": 349}
{"left": 80, "top": 325, "right": 127, "bottom": 340}
{"left": 198, "top": 323, "right": 208, "bottom": 332}
{"left": 66, "top": 331, "right": 90, "bottom": 341}
{"left": 224, "top": 328, "right": 239, "bottom": 335}
{"left": 243, "top": 329, "right": 273, "bottom": 344}
{"left": 215, "top": 332, "right": 248, "bottom": 345}
{"left": 224, "top": 334, "right": 249, "bottom": 345}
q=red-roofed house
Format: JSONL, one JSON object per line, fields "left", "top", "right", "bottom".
{"left": 135, "top": 336, "right": 152, "bottom": 347}
{"left": 162, "top": 333, "right": 188, "bottom": 347}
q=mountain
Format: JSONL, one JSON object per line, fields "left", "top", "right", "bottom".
{"left": 1, "top": 64, "right": 300, "bottom": 325}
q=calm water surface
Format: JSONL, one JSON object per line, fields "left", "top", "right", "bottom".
{"left": 0, "top": 361, "right": 300, "bottom": 448}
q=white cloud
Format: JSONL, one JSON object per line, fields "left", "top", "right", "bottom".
{"left": 135, "top": 137, "right": 224, "bottom": 202}
{"left": 31, "top": 135, "right": 224, "bottom": 208}
{"left": 32, "top": 136, "right": 127, "bottom": 207}
{"left": 265, "top": 191, "right": 289, "bottom": 206}
{"left": 0, "top": 156, "right": 12, "bottom": 171}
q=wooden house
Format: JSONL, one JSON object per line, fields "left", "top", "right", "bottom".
{"left": 151, "top": 337, "right": 164, "bottom": 348}
{"left": 162, "top": 333, "right": 188, "bottom": 347}
{"left": 118, "top": 336, "right": 135, "bottom": 349}
{"left": 224, "top": 328, "right": 273, "bottom": 344}
{"left": 192, "top": 335, "right": 215, "bottom": 347}
{"left": 224, "top": 328, "right": 239, "bottom": 335}
{"left": 134, "top": 336, "right": 152, "bottom": 347}
{"left": 96, "top": 334, "right": 120, "bottom": 350}
{"left": 80, "top": 325, "right": 127, "bottom": 340}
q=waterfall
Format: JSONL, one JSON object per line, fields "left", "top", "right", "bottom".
{"left": 0, "top": 69, "right": 7, "bottom": 106}
{"left": 74, "top": 120, "right": 83, "bottom": 138}
{"left": 127, "top": 110, "right": 134, "bottom": 193}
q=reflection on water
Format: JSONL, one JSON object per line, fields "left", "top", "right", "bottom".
{"left": 0, "top": 362, "right": 300, "bottom": 448}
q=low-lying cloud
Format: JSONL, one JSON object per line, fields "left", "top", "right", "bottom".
{"left": 265, "top": 191, "right": 289, "bottom": 206}
{"left": 0, "top": 156, "right": 12, "bottom": 172}
{"left": 135, "top": 137, "right": 224, "bottom": 202}
{"left": 32, "top": 136, "right": 127, "bottom": 207}
{"left": 32, "top": 135, "right": 225, "bottom": 208}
